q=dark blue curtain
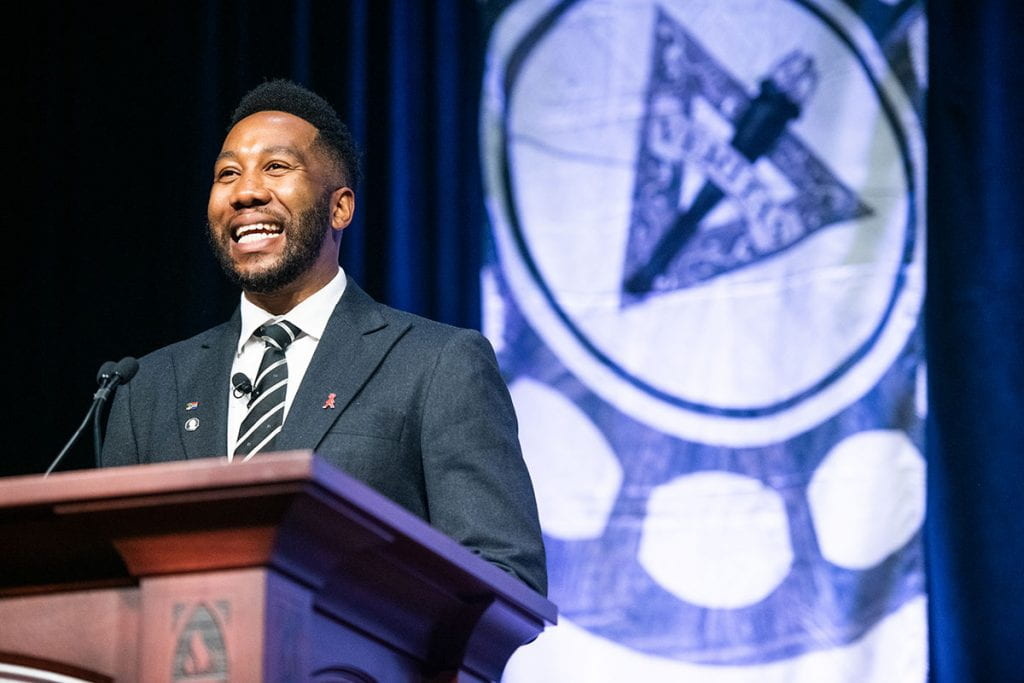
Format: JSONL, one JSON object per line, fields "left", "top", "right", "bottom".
{"left": 9, "top": 1, "right": 485, "bottom": 475}
{"left": 926, "top": 2, "right": 1024, "bottom": 681}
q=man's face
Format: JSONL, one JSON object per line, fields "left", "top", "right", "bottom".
{"left": 207, "top": 111, "right": 339, "bottom": 294}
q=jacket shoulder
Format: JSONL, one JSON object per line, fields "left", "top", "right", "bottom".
{"left": 133, "top": 318, "right": 237, "bottom": 373}
{"left": 373, "top": 301, "right": 484, "bottom": 346}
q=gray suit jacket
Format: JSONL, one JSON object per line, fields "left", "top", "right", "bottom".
{"left": 101, "top": 280, "right": 547, "bottom": 595}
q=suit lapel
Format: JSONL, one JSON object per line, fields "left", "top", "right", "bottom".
{"left": 277, "top": 281, "right": 409, "bottom": 451}
{"left": 175, "top": 312, "right": 239, "bottom": 460}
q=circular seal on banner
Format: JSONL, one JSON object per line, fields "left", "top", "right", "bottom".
{"left": 482, "top": 0, "right": 924, "bottom": 447}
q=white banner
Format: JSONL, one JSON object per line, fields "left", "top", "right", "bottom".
{"left": 481, "top": 0, "right": 928, "bottom": 680}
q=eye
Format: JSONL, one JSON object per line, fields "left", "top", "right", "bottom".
{"left": 215, "top": 167, "right": 239, "bottom": 182}
{"left": 266, "top": 161, "right": 292, "bottom": 174}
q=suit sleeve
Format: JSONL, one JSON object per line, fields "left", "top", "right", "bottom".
{"left": 419, "top": 329, "right": 548, "bottom": 595}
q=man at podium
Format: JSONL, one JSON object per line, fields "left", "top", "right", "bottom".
{"left": 100, "top": 79, "right": 547, "bottom": 597}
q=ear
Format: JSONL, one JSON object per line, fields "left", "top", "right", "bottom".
{"left": 329, "top": 186, "right": 355, "bottom": 232}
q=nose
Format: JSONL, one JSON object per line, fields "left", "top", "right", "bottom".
{"left": 229, "top": 171, "right": 272, "bottom": 209}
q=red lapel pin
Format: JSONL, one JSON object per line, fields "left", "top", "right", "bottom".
{"left": 323, "top": 393, "right": 337, "bottom": 410}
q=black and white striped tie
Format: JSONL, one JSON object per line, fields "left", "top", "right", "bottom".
{"left": 234, "top": 320, "right": 302, "bottom": 461}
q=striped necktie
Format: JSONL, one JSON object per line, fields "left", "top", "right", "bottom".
{"left": 234, "top": 319, "right": 302, "bottom": 461}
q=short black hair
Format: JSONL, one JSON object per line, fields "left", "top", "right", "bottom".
{"left": 230, "top": 79, "right": 362, "bottom": 189}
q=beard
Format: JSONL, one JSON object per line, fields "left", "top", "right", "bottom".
{"left": 208, "top": 197, "right": 332, "bottom": 294}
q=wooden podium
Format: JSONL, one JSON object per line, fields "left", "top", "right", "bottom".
{"left": 0, "top": 452, "right": 556, "bottom": 682}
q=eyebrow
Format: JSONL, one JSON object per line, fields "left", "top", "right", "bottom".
{"left": 215, "top": 145, "right": 305, "bottom": 164}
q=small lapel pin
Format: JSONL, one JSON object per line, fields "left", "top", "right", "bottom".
{"left": 184, "top": 417, "right": 200, "bottom": 432}
{"left": 185, "top": 401, "right": 200, "bottom": 411}
{"left": 323, "top": 393, "right": 337, "bottom": 410}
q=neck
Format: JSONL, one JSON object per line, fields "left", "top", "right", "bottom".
{"left": 243, "top": 290, "right": 305, "bottom": 316}
{"left": 244, "top": 266, "right": 337, "bottom": 315}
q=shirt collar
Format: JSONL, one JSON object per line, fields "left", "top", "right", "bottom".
{"left": 236, "top": 267, "right": 347, "bottom": 356}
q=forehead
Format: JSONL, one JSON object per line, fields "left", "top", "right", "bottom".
{"left": 219, "top": 111, "right": 320, "bottom": 158}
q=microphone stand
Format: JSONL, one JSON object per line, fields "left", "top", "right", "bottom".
{"left": 92, "top": 375, "right": 121, "bottom": 468}
{"left": 44, "top": 357, "right": 138, "bottom": 477}
{"left": 46, "top": 377, "right": 115, "bottom": 477}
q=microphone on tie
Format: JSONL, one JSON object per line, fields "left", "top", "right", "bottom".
{"left": 232, "top": 372, "right": 254, "bottom": 401}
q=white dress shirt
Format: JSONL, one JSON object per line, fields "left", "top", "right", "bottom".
{"left": 226, "top": 268, "right": 347, "bottom": 460}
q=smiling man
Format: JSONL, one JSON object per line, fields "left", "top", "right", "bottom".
{"left": 100, "top": 79, "right": 547, "bottom": 595}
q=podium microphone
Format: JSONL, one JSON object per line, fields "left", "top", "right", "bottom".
{"left": 45, "top": 357, "right": 139, "bottom": 477}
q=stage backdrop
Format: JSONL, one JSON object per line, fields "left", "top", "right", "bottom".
{"left": 480, "top": 1, "right": 928, "bottom": 680}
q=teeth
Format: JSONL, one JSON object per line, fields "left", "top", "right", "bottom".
{"left": 238, "top": 232, "right": 282, "bottom": 244}
{"left": 234, "top": 223, "right": 283, "bottom": 242}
